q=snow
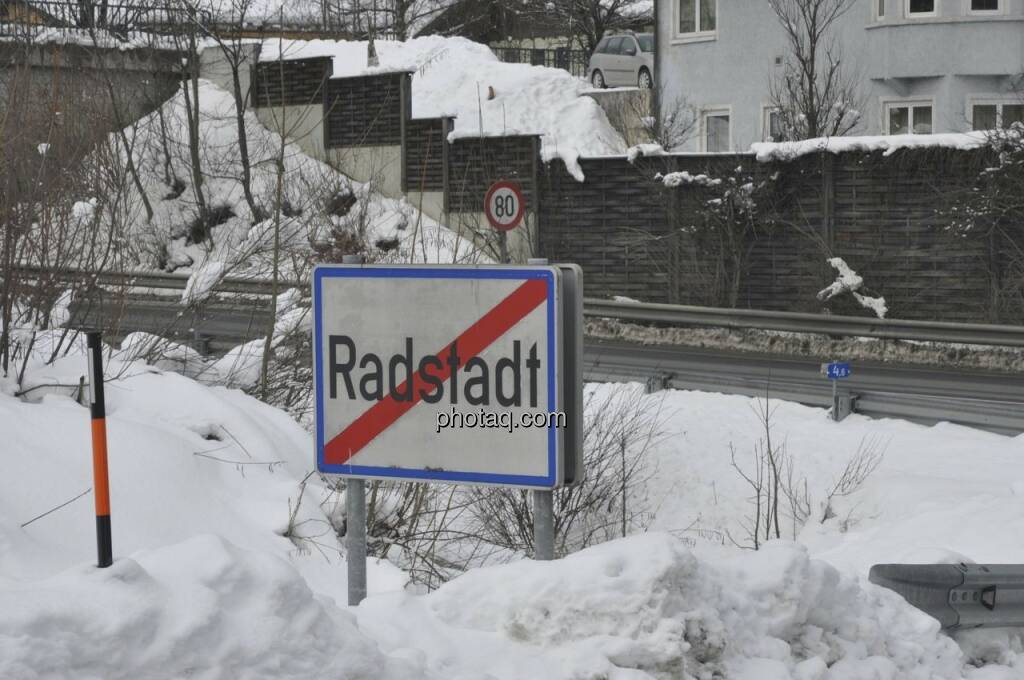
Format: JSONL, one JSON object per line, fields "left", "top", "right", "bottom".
{"left": 752, "top": 132, "right": 989, "bottom": 163}
{"left": 1, "top": 338, "right": 1022, "bottom": 678}
{"left": 261, "top": 36, "right": 627, "bottom": 179}
{"left": 658, "top": 170, "right": 723, "bottom": 188}
{"left": 181, "top": 261, "right": 226, "bottom": 305}
{"left": 817, "top": 257, "right": 888, "bottom": 319}
{"left": 71, "top": 198, "right": 97, "bottom": 222}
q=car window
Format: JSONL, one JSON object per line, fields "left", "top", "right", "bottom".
{"left": 621, "top": 38, "right": 638, "bottom": 55}
{"left": 606, "top": 37, "right": 624, "bottom": 54}
{"left": 595, "top": 37, "right": 609, "bottom": 53}
{"left": 637, "top": 34, "right": 654, "bottom": 52}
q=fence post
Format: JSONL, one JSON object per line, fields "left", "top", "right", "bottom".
{"left": 820, "top": 152, "right": 836, "bottom": 255}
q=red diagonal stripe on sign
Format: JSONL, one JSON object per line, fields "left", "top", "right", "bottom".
{"left": 324, "top": 277, "right": 549, "bottom": 466}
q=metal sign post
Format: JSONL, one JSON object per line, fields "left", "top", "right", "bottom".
{"left": 340, "top": 254, "right": 368, "bottom": 606}
{"left": 822, "top": 361, "right": 852, "bottom": 422}
{"left": 528, "top": 257, "right": 555, "bottom": 561}
{"left": 312, "top": 260, "right": 583, "bottom": 569}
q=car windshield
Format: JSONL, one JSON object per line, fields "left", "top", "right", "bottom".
{"left": 637, "top": 34, "right": 654, "bottom": 52}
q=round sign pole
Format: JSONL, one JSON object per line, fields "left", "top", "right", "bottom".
{"left": 527, "top": 256, "right": 555, "bottom": 561}
{"left": 484, "top": 180, "right": 525, "bottom": 263}
{"left": 341, "top": 253, "right": 368, "bottom": 606}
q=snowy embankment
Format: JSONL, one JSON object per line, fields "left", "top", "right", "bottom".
{"left": 1, "top": 340, "right": 1021, "bottom": 678}
{"left": 101, "top": 76, "right": 479, "bottom": 280}
{"left": 260, "top": 36, "right": 628, "bottom": 179}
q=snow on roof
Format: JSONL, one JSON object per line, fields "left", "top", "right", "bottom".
{"left": 751, "top": 132, "right": 990, "bottom": 162}
{"left": 260, "top": 36, "right": 627, "bottom": 179}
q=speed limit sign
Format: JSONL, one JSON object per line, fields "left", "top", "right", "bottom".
{"left": 484, "top": 180, "right": 525, "bottom": 232}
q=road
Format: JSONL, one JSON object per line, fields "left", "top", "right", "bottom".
{"left": 67, "top": 291, "right": 1024, "bottom": 435}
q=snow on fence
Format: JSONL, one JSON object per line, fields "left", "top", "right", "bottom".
{"left": 539, "top": 147, "right": 1009, "bottom": 323}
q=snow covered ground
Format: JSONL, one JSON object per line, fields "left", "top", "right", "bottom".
{"left": 261, "top": 36, "right": 628, "bottom": 179}
{"left": 1, "top": 336, "right": 1021, "bottom": 679}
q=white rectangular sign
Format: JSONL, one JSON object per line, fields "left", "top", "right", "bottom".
{"left": 313, "top": 265, "right": 563, "bottom": 488}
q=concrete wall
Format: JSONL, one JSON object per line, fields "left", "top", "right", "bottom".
{"left": 254, "top": 104, "right": 328, "bottom": 159}
{"left": 658, "top": 0, "right": 1024, "bottom": 151}
{"left": 327, "top": 145, "right": 404, "bottom": 197}
{"left": 0, "top": 42, "right": 179, "bottom": 136}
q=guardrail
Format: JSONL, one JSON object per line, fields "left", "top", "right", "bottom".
{"left": 583, "top": 298, "right": 1024, "bottom": 348}
{"left": 20, "top": 266, "right": 1024, "bottom": 348}
{"left": 870, "top": 564, "right": 1024, "bottom": 629}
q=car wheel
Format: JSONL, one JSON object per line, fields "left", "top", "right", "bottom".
{"left": 591, "top": 69, "right": 606, "bottom": 89}
{"left": 638, "top": 68, "right": 652, "bottom": 90}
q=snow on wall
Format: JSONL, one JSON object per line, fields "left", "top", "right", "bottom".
{"left": 751, "top": 132, "right": 989, "bottom": 163}
{"left": 260, "top": 36, "right": 627, "bottom": 179}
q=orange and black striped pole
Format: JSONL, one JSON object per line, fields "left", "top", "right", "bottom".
{"left": 86, "top": 331, "right": 112, "bottom": 568}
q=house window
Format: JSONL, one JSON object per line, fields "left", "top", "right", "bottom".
{"left": 703, "top": 109, "right": 730, "bottom": 151}
{"left": 763, "top": 107, "right": 785, "bottom": 142}
{"left": 972, "top": 102, "right": 1024, "bottom": 130}
{"left": 907, "top": 0, "right": 935, "bottom": 15}
{"left": 877, "top": 0, "right": 885, "bottom": 19}
{"left": 970, "top": 0, "right": 999, "bottom": 12}
{"left": 678, "top": 0, "right": 716, "bottom": 36}
{"left": 886, "top": 101, "right": 933, "bottom": 134}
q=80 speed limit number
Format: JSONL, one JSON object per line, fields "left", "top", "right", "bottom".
{"left": 484, "top": 181, "right": 525, "bottom": 231}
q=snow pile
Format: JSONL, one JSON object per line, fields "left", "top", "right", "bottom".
{"left": 2, "top": 338, "right": 1024, "bottom": 677}
{"left": 816, "top": 257, "right": 888, "bottom": 318}
{"left": 0, "top": 535, "right": 420, "bottom": 680}
{"left": 181, "top": 260, "right": 226, "bottom": 305}
{"left": 261, "top": 36, "right": 627, "bottom": 179}
{"left": 361, "top": 533, "right": 966, "bottom": 680}
{"left": 752, "top": 132, "right": 989, "bottom": 162}
{"left": 658, "top": 170, "right": 723, "bottom": 188}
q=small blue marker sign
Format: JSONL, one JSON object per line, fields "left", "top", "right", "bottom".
{"left": 825, "top": 362, "right": 851, "bottom": 380}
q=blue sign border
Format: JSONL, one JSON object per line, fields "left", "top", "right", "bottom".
{"left": 313, "top": 266, "right": 559, "bottom": 488}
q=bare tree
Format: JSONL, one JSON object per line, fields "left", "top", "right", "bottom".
{"left": 189, "top": 0, "right": 266, "bottom": 222}
{"left": 767, "top": 0, "right": 862, "bottom": 140}
{"left": 521, "top": 0, "right": 651, "bottom": 54}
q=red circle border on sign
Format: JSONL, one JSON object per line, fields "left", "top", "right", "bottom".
{"left": 484, "top": 180, "right": 526, "bottom": 232}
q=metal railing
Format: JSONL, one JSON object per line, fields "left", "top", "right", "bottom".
{"left": 495, "top": 47, "right": 589, "bottom": 78}
{"left": 0, "top": 0, "right": 205, "bottom": 40}
{"left": 583, "top": 298, "right": 1024, "bottom": 348}
{"left": 17, "top": 265, "right": 1024, "bottom": 348}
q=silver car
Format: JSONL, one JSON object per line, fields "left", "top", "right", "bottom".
{"left": 587, "top": 33, "right": 654, "bottom": 89}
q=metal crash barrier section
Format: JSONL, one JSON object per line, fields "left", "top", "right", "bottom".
{"left": 870, "top": 564, "right": 1024, "bottom": 629}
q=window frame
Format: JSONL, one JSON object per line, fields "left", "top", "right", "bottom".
{"left": 882, "top": 97, "right": 936, "bottom": 135}
{"left": 904, "top": 0, "right": 938, "bottom": 18}
{"left": 673, "top": 0, "right": 718, "bottom": 43}
{"left": 875, "top": 0, "right": 885, "bottom": 20}
{"left": 761, "top": 105, "right": 785, "bottom": 142}
{"left": 700, "top": 106, "right": 732, "bottom": 152}
{"left": 966, "top": 0, "right": 1002, "bottom": 16}
{"left": 968, "top": 96, "right": 1024, "bottom": 129}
